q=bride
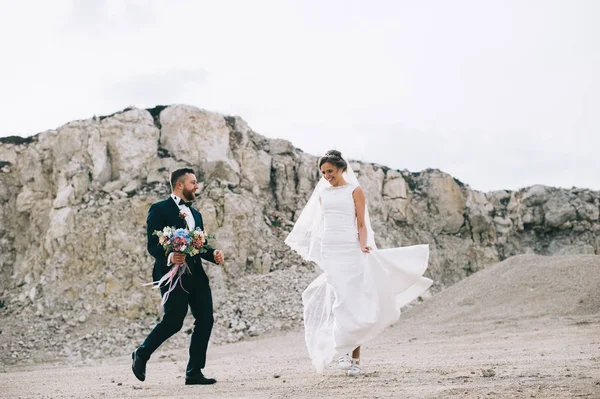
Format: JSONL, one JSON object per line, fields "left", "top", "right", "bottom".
{"left": 285, "top": 150, "right": 432, "bottom": 376}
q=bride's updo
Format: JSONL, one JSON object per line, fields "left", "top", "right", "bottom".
{"left": 318, "top": 150, "right": 347, "bottom": 172}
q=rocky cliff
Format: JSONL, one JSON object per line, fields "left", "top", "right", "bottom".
{"left": 0, "top": 105, "right": 598, "bottom": 365}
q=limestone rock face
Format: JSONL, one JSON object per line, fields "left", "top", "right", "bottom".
{"left": 0, "top": 105, "right": 598, "bottom": 364}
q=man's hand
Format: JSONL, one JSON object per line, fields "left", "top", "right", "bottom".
{"left": 214, "top": 250, "right": 225, "bottom": 264}
{"left": 172, "top": 252, "right": 186, "bottom": 264}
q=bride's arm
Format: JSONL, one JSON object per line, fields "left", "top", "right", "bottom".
{"left": 353, "top": 187, "right": 371, "bottom": 253}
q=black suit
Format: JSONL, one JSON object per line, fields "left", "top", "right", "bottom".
{"left": 136, "top": 196, "right": 217, "bottom": 377}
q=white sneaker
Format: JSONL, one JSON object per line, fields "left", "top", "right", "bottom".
{"left": 347, "top": 358, "right": 362, "bottom": 376}
{"left": 336, "top": 354, "right": 352, "bottom": 370}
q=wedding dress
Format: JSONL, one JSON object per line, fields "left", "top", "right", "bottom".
{"left": 285, "top": 164, "right": 432, "bottom": 373}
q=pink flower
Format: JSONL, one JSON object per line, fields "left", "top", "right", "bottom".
{"left": 191, "top": 237, "right": 205, "bottom": 249}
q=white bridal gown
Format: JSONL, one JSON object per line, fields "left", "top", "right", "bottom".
{"left": 300, "top": 183, "right": 432, "bottom": 372}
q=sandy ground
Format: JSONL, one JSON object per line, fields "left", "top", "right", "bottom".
{"left": 2, "top": 255, "right": 600, "bottom": 399}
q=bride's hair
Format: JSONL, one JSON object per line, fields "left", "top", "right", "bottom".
{"left": 318, "top": 150, "right": 347, "bottom": 172}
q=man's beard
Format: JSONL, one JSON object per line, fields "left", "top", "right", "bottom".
{"left": 182, "top": 188, "right": 196, "bottom": 201}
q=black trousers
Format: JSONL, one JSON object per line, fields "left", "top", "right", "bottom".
{"left": 136, "top": 268, "right": 214, "bottom": 376}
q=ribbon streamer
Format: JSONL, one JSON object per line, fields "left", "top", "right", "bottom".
{"left": 143, "top": 263, "right": 190, "bottom": 306}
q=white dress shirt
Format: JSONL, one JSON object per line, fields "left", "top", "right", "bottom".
{"left": 168, "top": 194, "right": 196, "bottom": 266}
{"left": 171, "top": 194, "right": 195, "bottom": 229}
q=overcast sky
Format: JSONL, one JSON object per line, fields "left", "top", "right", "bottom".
{"left": 1, "top": 0, "right": 598, "bottom": 192}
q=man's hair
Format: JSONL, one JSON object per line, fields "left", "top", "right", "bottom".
{"left": 170, "top": 168, "right": 195, "bottom": 190}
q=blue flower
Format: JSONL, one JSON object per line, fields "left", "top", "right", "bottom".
{"left": 173, "top": 228, "right": 191, "bottom": 242}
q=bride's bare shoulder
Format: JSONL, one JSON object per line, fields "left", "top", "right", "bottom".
{"left": 352, "top": 185, "right": 365, "bottom": 197}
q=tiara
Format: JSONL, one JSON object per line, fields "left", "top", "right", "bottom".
{"left": 324, "top": 152, "right": 340, "bottom": 158}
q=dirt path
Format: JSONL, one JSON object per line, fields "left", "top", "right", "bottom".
{"left": 2, "top": 316, "right": 598, "bottom": 398}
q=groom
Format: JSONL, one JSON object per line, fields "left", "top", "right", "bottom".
{"left": 132, "top": 168, "right": 225, "bottom": 385}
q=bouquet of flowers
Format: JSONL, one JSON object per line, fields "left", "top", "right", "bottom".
{"left": 145, "top": 226, "right": 215, "bottom": 305}
{"left": 156, "top": 226, "right": 214, "bottom": 257}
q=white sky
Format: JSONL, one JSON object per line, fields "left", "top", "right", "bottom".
{"left": 1, "top": 0, "right": 598, "bottom": 192}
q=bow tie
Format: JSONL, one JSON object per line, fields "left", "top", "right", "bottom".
{"left": 178, "top": 200, "right": 193, "bottom": 208}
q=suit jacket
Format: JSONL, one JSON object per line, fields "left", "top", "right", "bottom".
{"left": 147, "top": 197, "right": 216, "bottom": 284}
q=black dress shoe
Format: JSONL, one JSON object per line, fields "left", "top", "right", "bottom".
{"left": 131, "top": 351, "right": 147, "bottom": 382}
{"left": 185, "top": 373, "right": 217, "bottom": 385}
